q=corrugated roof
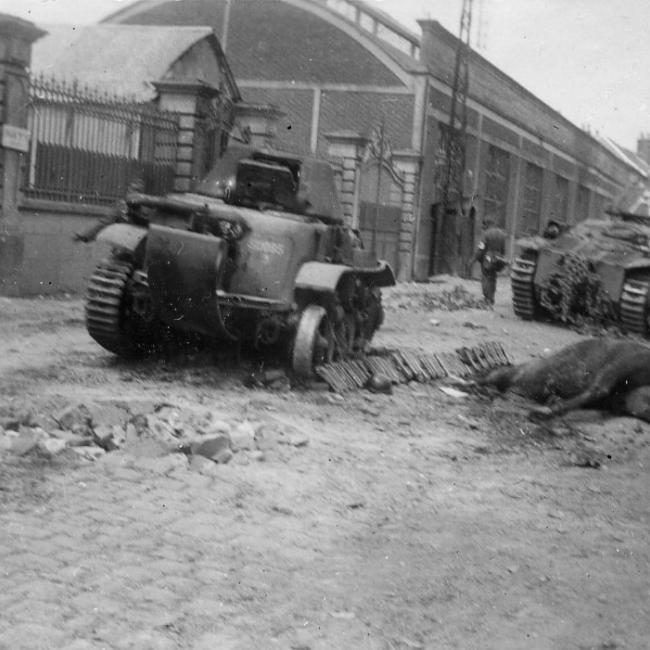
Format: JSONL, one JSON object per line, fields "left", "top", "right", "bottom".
{"left": 32, "top": 24, "right": 215, "bottom": 100}
{"left": 105, "top": 0, "right": 410, "bottom": 86}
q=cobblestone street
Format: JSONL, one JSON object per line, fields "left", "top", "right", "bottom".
{"left": 1, "top": 439, "right": 388, "bottom": 650}
{"left": 2, "top": 283, "right": 650, "bottom": 649}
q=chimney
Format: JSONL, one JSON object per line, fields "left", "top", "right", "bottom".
{"left": 638, "top": 134, "right": 650, "bottom": 164}
{"left": 417, "top": 19, "right": 439, "bottom": 65}
{"left": 416, "top": 20, "right": 457, "bottom": 83}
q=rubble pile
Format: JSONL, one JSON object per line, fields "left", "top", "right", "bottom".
{"left": 0, "top": 402, "right": 309, "bottom": 471}
{"left": 384, "top": 283, "right": 487, "bottom": 312}
{"left": 420, "top": 285, "right": 488, "bottom": 311}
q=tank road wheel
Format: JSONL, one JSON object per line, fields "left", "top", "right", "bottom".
{"left": 511, "top": 257, "right": 538, "bottom": 320}
{"left": 362, "top": 287, "right": 384, "bottom": 342}
{"left": 292, "top": 305, "right": 335, "bottom": 378}
{"left": 85, "top": 257, "right": 156, "bottom": 358}
{"left": 333, "top": 311, "right": 356, "bottom": 358}
{"left": 620, "top": 280, "right": 650, "bottom": 336}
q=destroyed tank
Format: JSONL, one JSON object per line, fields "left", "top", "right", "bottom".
{"left": 84, "top": 146, "right": 395, "bottom": 377}
{"left": 511, "top": 209, "right": 650, "bottom": 335}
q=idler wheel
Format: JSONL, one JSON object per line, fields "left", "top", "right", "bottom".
{"left": 292, "top": 305, "right": 335, "bottom": 378}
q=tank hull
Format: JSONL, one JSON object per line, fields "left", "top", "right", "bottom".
{"left": 511, "top": 218, "right": 650, "bottom": 335}
{"left": 84, "top": 147, "right": 396, "bottom": 375}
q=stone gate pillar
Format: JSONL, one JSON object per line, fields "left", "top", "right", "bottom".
{"left": 392, "top": 151, "right": 421, "bottom": 281}
{"left": 154, "top": 80, "right": 221, "bottom": 192}
{"left": 234, "top": 102, "right": 284, "bottom": 149}
{"left": 0, "top": 14, "right": 46, "bottom": 295}
{"left": 324, "top": 131, "right": 369, "bottom": 228}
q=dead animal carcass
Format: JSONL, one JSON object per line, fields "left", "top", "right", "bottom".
{"left": 478, "top": 338, "right": 650, "bottom": 421}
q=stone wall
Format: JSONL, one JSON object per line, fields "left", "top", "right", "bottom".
{"left": 0, "top": 15, "right": 237, "bottom": 296}
{"left": 0, "top": 15, "right": 46, "bottom": 295}
{"left": 16, "top": 201, "right": 110, "bottom": 294}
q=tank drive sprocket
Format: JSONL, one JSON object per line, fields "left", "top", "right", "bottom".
{"left": 85, "top": 257, "right": 157, "bottom": 357}
{"left": 620, "top": 280, "right": 650, "bottom": 336}
{"left": 511, "top": 257, "right": 538, "bottom": 320}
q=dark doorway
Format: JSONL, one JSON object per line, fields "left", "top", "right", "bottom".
{"left": 429, "top": 203, "right": 476, "bottom": 277}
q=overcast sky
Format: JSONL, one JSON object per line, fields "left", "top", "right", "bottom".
{"left": 1, "top": 0, "right": 648, "bottom": 151}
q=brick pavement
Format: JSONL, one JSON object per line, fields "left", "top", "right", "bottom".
{"left": 3, "top": 384, "right": 650, "bottom": 649}
{"left": 0, "top": 446, "right": 386, "bottom": 650}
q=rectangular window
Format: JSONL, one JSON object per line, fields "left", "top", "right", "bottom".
{"left": 483, "top": 145, "right": 510, "bottom": 228}
{"left": 576, "top": 185, "right": 590, "bottom": 222}
{"left": 592, "top": 193, "right": 607, "bottom": 219}
{"left": 434, "top": 122, "right": 463, "bottom": 202}
{"left": 326, "top": 0, "right": 356, "bottom": 21}
{"left": 520, "top": 162, "right": 543, "bottom": 234}
{"left": 552, "top": 174, "right": 569, "bottom": 223}
{"left": 359, "top": 12, "right": 374, "bottom": 32}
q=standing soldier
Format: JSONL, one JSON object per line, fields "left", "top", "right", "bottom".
{"left": 468, "top": 218, "right": 508, "bottom": 306}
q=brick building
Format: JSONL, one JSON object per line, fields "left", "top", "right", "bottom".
{"left": 0, "top": 17, "right": 246, "bottom": 295}
{"left": 106, "top": 0, "right": 647, "bottom": 280}
{"left": 3, "top": 2, "right": 643, "bottom": 292}
{"left": 106, "top": 0, "right": 426, "bottom": 278}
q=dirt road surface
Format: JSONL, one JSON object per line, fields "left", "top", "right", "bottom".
{"left": 1, "top": 278, "right": 649, "bottom": 650}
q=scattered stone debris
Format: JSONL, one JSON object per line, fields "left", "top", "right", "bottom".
{"left": 439, "top": 386, "right": 469, "bottom": 399}
{"left": 566, "top": 449, "right": 603, "bottom": 469}
{"left": 463, "top": 321, "right": 488, "bottom": 330}
{"left": 243, "top": 368, "right": 291, "bottom": 391}
{"left": 387, "top": 284, "right": 489, "bottom": 312}
{"left": 53, "top": 404, "right": 93, "bottom": 435}
{"left": 0, "top": 400, "right": 310, "bottom": 472}
{"left": 191, "top": 435, "right": 233, "bottom": 463}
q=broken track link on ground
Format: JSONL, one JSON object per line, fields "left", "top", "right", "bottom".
{"left": 315, "top": 341, "right": 514, "bottom": 393}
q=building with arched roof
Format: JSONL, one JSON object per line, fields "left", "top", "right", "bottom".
{"left": 31, "top": 23, "right": 240, "bottom": 103}
{"left": 105, "top": 0, "right": 646, "bottom": 280}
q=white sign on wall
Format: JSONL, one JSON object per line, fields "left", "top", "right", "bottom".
{"left": 1, "top": 125, "right": 31, "bottom": 153}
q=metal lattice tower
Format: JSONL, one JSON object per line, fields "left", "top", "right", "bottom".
{"left": 441, "top": 0, "right": 474, "bottom": 273}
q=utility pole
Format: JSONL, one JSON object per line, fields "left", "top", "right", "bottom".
{"left": 222, "top": 0, "right": 233, "bottom": 54}
{"left": 441, "top": 0, "right": 473, "bottom": 275}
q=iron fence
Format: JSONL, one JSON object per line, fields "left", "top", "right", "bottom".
{"left": 24, "top": 74, "right": 179, "bottom": 205}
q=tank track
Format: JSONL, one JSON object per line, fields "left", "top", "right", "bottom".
{"left": 620, "top": 280, "right": 650, "bottom": 336}
{"left": 85, "top": 258, "right": 135, "bottom": 356}
{"left": 511, "top": 257, "right": 538, "bottom": 320}
{"left": 315, "top": 341, "right": 515, "bottom": 393}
